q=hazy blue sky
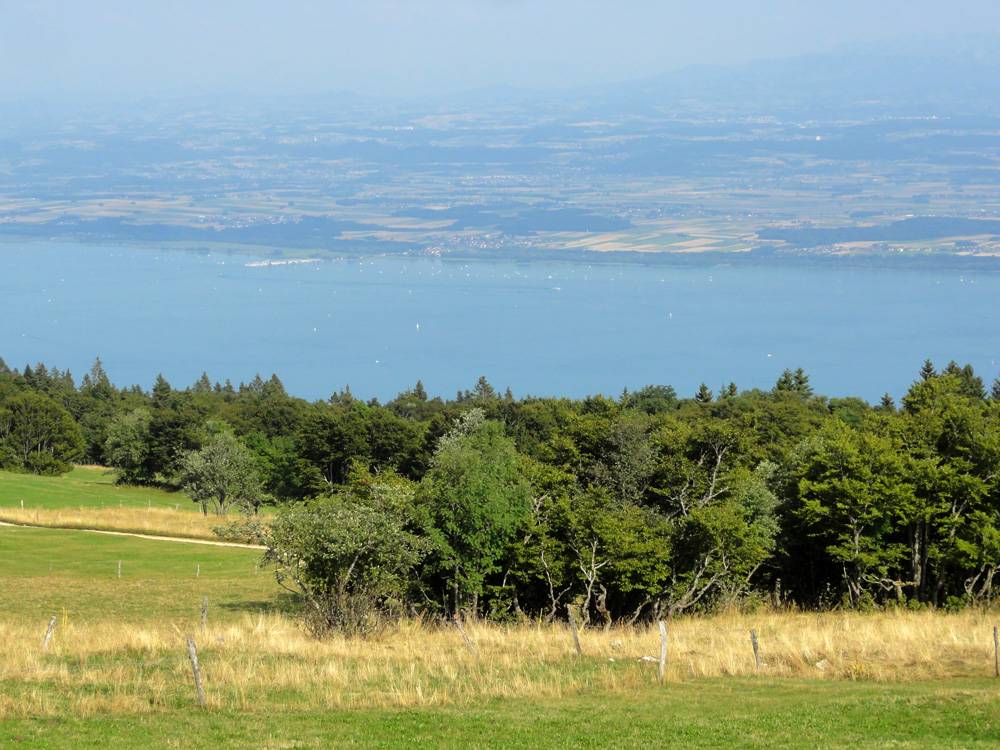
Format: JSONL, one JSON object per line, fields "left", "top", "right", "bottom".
{"left": 4, "top": 0, "right": 1000, "bottom": 100}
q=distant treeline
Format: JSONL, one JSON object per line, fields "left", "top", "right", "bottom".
{"left": 757, "top": 216, "right": 1000, "bottom": 248}
{"left": 2, "top": 356, "right": 1000, "bottom": 624}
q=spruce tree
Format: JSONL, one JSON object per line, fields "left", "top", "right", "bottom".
{"left": 792, "top": 368, "right": 813, "bottom": 396}
{"left": 695, "top": 383, "right": 713, "bottom": 403}
{"left": 919, "top": 359, "right": 936, "bottom": 381}
{"left": 773, "top": 369, "right": 796, "bottom": 393}
{"left": 959, "top": 364, "right": 986, "bottom": 400}
{"left": 82, "top": 357, "right": 113, "bottom": 397}
{"left": 151, "top": 374, "right": 172, "bottom": 406}
{"left": 265, "top": 374, "right": 287, "bottom": 397}
{"left": 413, "top": 380, "right": 428, "bottom": 401}
{"left": 473, "top": 376, "right": 496, "bottom": 401}
{"left": 193, "top": 372, "right": 212, "bottom": 393}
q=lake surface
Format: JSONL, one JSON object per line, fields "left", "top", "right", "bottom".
{"left": 1, "top": 241, "right": 998, "bottom": 401}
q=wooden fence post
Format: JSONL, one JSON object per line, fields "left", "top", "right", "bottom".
{"left": 993, "top": 625, "right": 998, "bottom": 678}
{"left": 117, "top": 560, "right": 122, "bottom": 579}
{"left": 750, "top": 629, "right": 761, "bottom": 670}
{"left": 568, "top": 606, "right": 583, "bottom": 657}
{"left": 658, "top": 620, "right": 668, "bottom": 684}
{"left": 200, "top": 597, "right": 208, "bottom": 634}
{"left": 186, "top": 637, "right": 207, "bottom": 708}
{"left": 451, "top": 613, "right": 477, "bottom": 656}
{"left": 196, "top": 563, "right": 200, "bottom": 578}
{"left": 42, "top": 615, "right": 57, "bottom": 651}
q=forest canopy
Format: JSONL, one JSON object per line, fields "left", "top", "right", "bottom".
{"left": 2, "top": 356, "right": 999, "bottom": 625}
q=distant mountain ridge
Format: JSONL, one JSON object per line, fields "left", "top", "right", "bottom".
{"left": 575, "top": 36, "right": 1000, "bottom": 117}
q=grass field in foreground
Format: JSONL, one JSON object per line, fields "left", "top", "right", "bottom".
{"left": 0, "top": 525, "right": 279, "bottom": 623}
{"left": 2, "top": 679, "right": 997, "bottom": 749}
{"left": 0, "top": 466, "right": 186, "bottom": 511}
{"left": 3, "top": 518, "right": 1000, "bottom": 748}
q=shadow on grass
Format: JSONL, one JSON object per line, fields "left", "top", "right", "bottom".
{"left": 218, "top": 591, "right": 303, "bottom": 617}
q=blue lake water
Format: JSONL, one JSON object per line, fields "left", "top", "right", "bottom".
{"left": 1, "top": 241, "right": 998, "bottom": 401}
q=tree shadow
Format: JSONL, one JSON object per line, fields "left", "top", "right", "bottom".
{"left": 218, "top": 591, "right": 303, "bottom": 617}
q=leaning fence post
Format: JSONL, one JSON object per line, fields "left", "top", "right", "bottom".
{"left": 186, "top": 637, "right": 207, "bottom": 708}
{"left": 993, "top": 625, "right": 998, "bottom": 678}
{"left": 42, "top": 615, "right": 57, "bottom": 651}
{"left": 750, "top": 629, "right": 761, "bottom": 670}
{"left": 451, "top": 613, "right": 477, "bottom": 656}
{"left": 568, "top": 606, "right": 583, "bottom": 657}
{"left": 658, "top": 620, "right": 668, "bottom": 684}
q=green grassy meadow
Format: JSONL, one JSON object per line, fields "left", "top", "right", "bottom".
{"left": 1, "top": 473, "right": 998, "bottom": 748}
{"left": 2, "top": 679, "right": 998, "bottom": 749}
{"left": 0, "top": 466, "right": 186, "bottom": 511}
{"left": 0, "top": 525, "right": 279, "bottom": 623}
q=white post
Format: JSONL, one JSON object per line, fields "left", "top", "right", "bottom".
{"left": 42, "top": 615, "right": 57, "bottom": 651}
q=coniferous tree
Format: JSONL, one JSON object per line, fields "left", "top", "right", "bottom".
{"left": 773, "top": 369, "right": 796, "bottom": 393}
{"left": 959, "top": 364, "right": 987, "bottom": 400}
{"left": 81, "top": 357, "right": 114, "bottom": 399}
{"left": 919, "top": 359, "right": 936, "bottom": 381}
{"left": 792, "top": 368, "right": 813, "bottom": 396}
{"left": 151, "top": 374, "right": 172, "bottom": 406}
{"left": 265, "top": 374, "right": 287, "bottom": 397}
{"left": 695, "top": 383, "right": 713, "bottom": 403}
{"left": 413, "top": 380, "right": 428, "bottom": 401}
{"left": 192, "top": 373, "right": 213, "bottom": 393}
{"left": 472, "top": 376, "right": 496, "bottom": 401}
{"left": 774, "top": 368, "right": 812, "bottom": 396}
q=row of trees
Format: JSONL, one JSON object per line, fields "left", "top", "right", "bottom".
{"left": 2, "top": 356, "right": 1000, "bottom": 631}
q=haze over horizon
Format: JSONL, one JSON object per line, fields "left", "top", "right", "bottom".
{"left": 4, "top": 0, "right": 1000, "bottom": 103}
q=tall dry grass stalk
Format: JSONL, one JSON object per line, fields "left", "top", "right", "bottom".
{"left": 1, "top": 609, "right": 998, "bottom": 718}
{"left": 0, "top": 506, "right": 223, "bottom": 541}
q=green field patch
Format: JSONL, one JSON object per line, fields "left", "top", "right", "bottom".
{"left": 0, "top": 526, "right": 280, "bottom": 623}
{"left": 0, "top": 466, "right": 188, "bottom": 511}
{"left": 1, "top": 679, "right": 998, "bottom": 749}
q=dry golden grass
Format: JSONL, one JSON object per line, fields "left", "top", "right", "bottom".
{"left": 3, "top": 609, "right": 999, "bottom": 718}
{"left": 0, "top": 506, "right": 226, "bottom": 541}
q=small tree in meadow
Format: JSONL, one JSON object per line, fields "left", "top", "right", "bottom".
{"left": 178, "top": 430, "right": 264, "bottom": 515}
